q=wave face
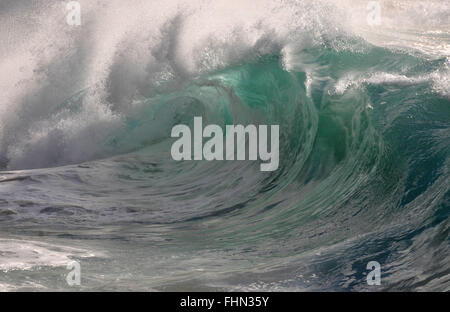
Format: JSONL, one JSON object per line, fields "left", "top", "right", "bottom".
{"left": 0, "top": 0, "right": 449, "bottom": 291}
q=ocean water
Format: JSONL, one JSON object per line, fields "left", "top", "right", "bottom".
{"left": 0, "top": 0, "right": 449, "bottom": 291}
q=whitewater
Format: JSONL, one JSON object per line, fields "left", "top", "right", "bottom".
{"left": 0, "top": 0, "right": 449, "bottom": 291}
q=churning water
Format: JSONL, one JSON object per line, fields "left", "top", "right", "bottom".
{"left": 0, "top": 0, "right": 449, "bottom": 291}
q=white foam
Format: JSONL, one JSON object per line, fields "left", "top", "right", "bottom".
{"left": 333, "top": 69, "right": 450, "bottom": 99}
{"left": 0, "top": 239, "right": 95, "bottom": 272}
